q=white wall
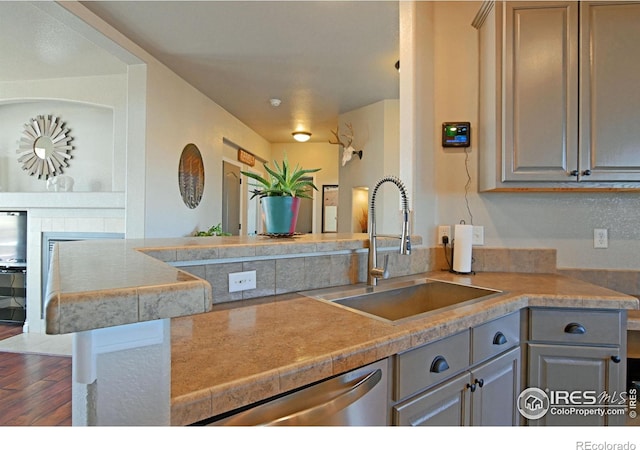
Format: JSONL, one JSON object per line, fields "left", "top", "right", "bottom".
{"left": 337, "top": 99, "right": 400, "bottom": 235}
{"left": 406, "top": 2, "right": 438, "bottom": 249}
{"left": 270, "top": 142, "right": 339, "bottom": 233}
{"left": 0, "top": 100, "right": 112, "bottom": 192}
{"left": 424, "top": 2, "right": 640, "bottom": 270}
{"left": 143, "top": 58, "right": 272, "bottom": 238}
{"left": 0, "top": 75, "right": 128, "bottom": 192}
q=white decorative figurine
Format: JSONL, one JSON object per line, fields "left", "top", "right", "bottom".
{"left": 329, "top": 123, "right": 363, "bottom": 166}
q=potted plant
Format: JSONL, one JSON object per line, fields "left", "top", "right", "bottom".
{"left": 194, "top": 223, "right": 232, "bottom": 237}
{"left": 241, "top": 156, "right": 320, "bottom": 235}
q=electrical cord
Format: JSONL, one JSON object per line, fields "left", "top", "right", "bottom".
{"left": 463, "top": 146, "right": 474, "bottom": 225}
{"left": 442, "top": 236, "right": 453, "bottom": 272}
{"left": 442, "top": 235, "right": 476, "bottom": 275}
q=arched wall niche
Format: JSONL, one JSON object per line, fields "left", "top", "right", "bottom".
{"left": 0, "top": 97, "right": 119, "bottom": 193}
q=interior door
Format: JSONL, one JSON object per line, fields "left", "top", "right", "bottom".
{"left": 294, "top": 177, "right": 314, "bottom": 234}
{"left": 322, "top": 185, "right": 338, "bottom": 233}
{"left": 222, "top": 161, "right": 241, "bottom": 235}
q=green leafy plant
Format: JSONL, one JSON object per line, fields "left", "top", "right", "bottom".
{"left": 194, "top": 223, "right": 232, "bottom": 236}
{"left": 241, "top": 155, "right": 320, "bottom": 199}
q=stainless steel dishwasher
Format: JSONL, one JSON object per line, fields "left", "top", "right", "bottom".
{"left": 206, "top": 358, "right": 389, "bottom": 426}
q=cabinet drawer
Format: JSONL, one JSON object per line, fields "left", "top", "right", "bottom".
{"left": 394, "top": 330, "right": 470, "bottom": 401}
{"left": 471, "top": 312, "right": 520, "bottom": 364}
{"left": 529, "top": 308, "right": 623, "bottom": 346}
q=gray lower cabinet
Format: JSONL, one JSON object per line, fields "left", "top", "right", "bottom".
{"left": 471, "top": 347, "right": 521, "bottom": 425}
{"left": 393, "top": 371, "right": 472, "bottom": 426}
{"left": 392, "top": 312, "right": 522, "bottom": 426}
{"left": 528, "top": 344, "right": 624, "bottom": 426}
{"left": 527, "top": 308, "right": 626, "bottom": 426}
{"left": 393, "top": 347, "right": 521, "bottom": 426}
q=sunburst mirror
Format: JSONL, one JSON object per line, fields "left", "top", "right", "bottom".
{"left": 17, "top": 115, "right": 73, "bottom": 179}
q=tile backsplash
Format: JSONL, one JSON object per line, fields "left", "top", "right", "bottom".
{"left": 434, "top": 247, "right": 557, "bottom": 274}
{"left": 558, "top": 268, "right": 640, "bottom": 298}
{"left": 178, "top": 246, "right": 433, "bottom": 303}
{"left": 178, "top": 243, "right": 639, "bottom": 303}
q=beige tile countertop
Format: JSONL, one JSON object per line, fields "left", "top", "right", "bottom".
{"left": 45, "top": 233, "right": 379, "bottom": 334}
{"left": 170, "top": 271, "right": 639, "bottom": 425}
{"left": 45, "top": 238, "right": 214, "bottom": 334}
{"left": 43, "top": 234, "right": 639, "bottom": 425}
{"left": 629, "top": 310, "right": 640, "bottom": 331}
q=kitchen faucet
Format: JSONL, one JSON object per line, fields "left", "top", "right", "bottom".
{"left": 368, "top": 176, "right": 411, "bottom": 286}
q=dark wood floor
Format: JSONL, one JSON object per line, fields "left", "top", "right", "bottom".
{"left": 0, "top": 323, "right": 23, "bottom": 341}
{"left": 0, "top": 323, "right": 71, "bottom": 426}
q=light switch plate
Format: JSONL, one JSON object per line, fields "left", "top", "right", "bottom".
{"left": 228, "top": 270, "right": 257, "bottom": 293}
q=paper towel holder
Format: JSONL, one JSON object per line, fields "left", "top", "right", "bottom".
{"left": 450, "top": 220, "right": 475, "bottom": 275}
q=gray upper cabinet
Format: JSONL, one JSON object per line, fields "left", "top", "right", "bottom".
{"left": 475, "top": 1, "right": 640, "bottom": 191}
{"left": 579, "top": 2, "right": 640, "bottom": 182}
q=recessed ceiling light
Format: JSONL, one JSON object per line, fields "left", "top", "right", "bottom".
{"left": 269, "top": 98, "right": 282, "bottom": 107}
{"left": 292, "top": 131, "right": 311, "bottom": 142}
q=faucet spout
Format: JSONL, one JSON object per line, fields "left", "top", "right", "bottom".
{"left": 368, "top": 176, "right": 411, "bottom": 286}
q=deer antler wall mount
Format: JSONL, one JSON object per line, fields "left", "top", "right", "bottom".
{"left": 329, "top": 123, "right": 363, "bottom": 166}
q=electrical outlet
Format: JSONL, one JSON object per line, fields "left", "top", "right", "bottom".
{"left": 472, "top": 225, "right": 484, "bottom": 246}
{"left": 228, "top": 270, "right": 257, "bottom": 293}
{"left": 593, "top": 228, "right": 608, "bottom": 249}
{"left": 438, "top": 225, "right": 451, "bottom": 245}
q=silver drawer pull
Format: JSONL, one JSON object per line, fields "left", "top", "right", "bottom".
{"left": 430, "top": 355, "right": 450, "bottom": 374}
{"left": 492, "top": 331, "right": 507, "bottom": 345}
{"left": 564, "top": 322, "right": 586, "bottom": 334}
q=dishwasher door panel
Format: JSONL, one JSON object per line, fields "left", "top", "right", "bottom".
{"left": 208, "top": 358, "right": 389, "bottom": 426}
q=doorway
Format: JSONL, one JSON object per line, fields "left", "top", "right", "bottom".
{"left": 322, "top": 185, "right": 339, "bottom": 233}
{"left": 222, "top": 161, "right": 241, "bottom": 235}
{"left": 245, "top": 167, "right": 262, "bottom": 236}
{"left": 294, "top": 176, "right": 314, "bottom": 234}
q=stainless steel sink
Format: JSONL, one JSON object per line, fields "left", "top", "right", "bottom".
{"left": 302, "top": 278, "right": 501, "bottom": 323}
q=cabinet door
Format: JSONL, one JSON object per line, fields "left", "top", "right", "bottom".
{"left": 579, "top": 1, "right": 640, "bottom": 182}
{"left": 393, "top": 372, "right": 472, "bottom": 426}
{"left": 470, "top": 347, "right": 521, "bottom": 426}
{"left": 503, "top": 1, "right": 579, "bottom": 182}
{"left": 528, "top": 343, "right": 625, "bottom": 426}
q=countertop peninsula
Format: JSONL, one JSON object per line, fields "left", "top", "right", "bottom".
{"left": 43, "top": 233, "right": 639, "bottom": 426}
{"left": 45, "top": 233, "right": 379, "bottom": 334}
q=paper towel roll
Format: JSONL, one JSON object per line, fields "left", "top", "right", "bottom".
{"left": 453, "top": 224, "right": 473, "bottom": 273}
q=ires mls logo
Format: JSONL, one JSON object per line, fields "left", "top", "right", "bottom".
{"left": 517, "top": 387, "right": 635, "bottom": 420}
{"left": 517, "top": 387, "right": 550, "bottom": 420}
{"left": 629, "top": 385, "right": 638, "bottom": 419}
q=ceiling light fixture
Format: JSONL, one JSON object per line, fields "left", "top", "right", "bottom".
{"left": 269, "top": 98, "right": 282, "bottom": 107}
{"left": 292, "top": 131, "right": 311, "bottom": 142}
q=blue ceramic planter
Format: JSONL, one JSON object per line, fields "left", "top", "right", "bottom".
{"left": 261, "top": 196, "right": 301, "bottom": 234}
